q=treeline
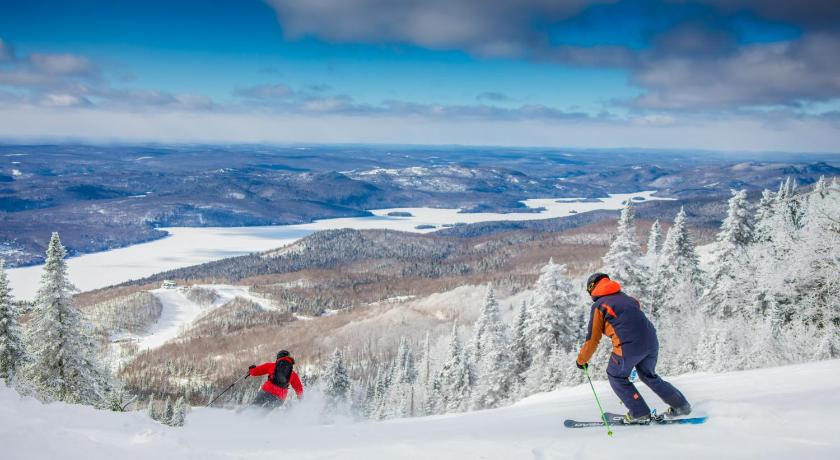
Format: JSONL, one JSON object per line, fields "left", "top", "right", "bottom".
{"left": 311, "top": 176, "right": 840, "bottom": 420}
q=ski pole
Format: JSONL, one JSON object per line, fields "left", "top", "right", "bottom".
{"left": 584, "top": 365, "right": 613, "bottom": 437}
{"left": 207, "top": 371, "right": 249, "bottom": 407}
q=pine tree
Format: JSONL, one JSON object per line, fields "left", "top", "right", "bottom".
{"left": 469, "top": 287, "right": 511, "bottom": 410}
{"left": 365, "top": 364, "right": 385, "bottom": 418}
{"left": 783, "top": 181, "right": 840, "bottom": 345}
{"left": 396, "top": 337, "right": 418, "bottom": 386}
{"left": 371, "top": 360, "right": 395, "bottom": 420}
{"left": 768, "top": 178, "right": 804, "bottom": 258}
{"left": 645, "top": 219, "right": 663, "bottom": 262}
{"left": 162, "top": 397, "right": 174, "bottom": 425}
{"left": 540, "top": 345, "right": 566, "bottom": 392}
{"left": 753, "top": 188, "right": 777, "bottom": 243}
{"left": 702, "top": 189, "right": 753, "bottom": 318}
{"left": 510, "top": 301, "right": 530, "bottom": 384}
{"left": 171, "top": 396, "right": 188, "bottom": 427}
{"left": 467, "top": 286, "right": 503, "bottom": 367}
{"left": 653, "top": 207, "right": 704, "bottom": 317}
{"left": 0, "top": 260, "right": 24, "bottom": 384}
{"left": 421, "top": 331, "right": 431, "bottom": 386}
{"left": 640, "top": 219, "right": 664, "bottom": 314}
{"left": 430, "top": 322, "right": 470, "bottom": 414}
{"left": 374, "top": 338, "right": 419, "bottom": 419}
{"left": 524, "top": 260, "right": 579, "bottom": 387}
{"left": 323, "top": 348, "right": 351, "bottom": 413}
{"left": 602, "top": 201, "right": 647, "bottom": 295}
{"left": 24, "top": 233, "right": 111, "bottom": 404}
{"left": 813, "top": 175, "right": 829, "bottom": 198}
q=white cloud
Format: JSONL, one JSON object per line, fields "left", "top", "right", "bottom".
{"left": 265, "top": 0, "right": 616, "bottom": 57}
{"left": 234, "top": 83, "right": 294, "bottom": 99}
{"left": 29, "top": 53, "right": 97, "bottom": 76}
{"left": 39, "top": 93, "right": 91, "bottom": 107}
{"left": 630, "top": 33, "right": 840, "bottom": 109}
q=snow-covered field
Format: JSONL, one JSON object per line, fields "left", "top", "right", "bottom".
{"left": 7, "top": 191, "right": 662, "bottom": 300}
{"left": 2, "top": 359, "right": 837, "bottom": 460}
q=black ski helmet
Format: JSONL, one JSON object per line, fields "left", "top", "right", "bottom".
{"left": 586, "top": 273, "right": 610, "bottom": 295}
{"left": 276, "top": 350, "right": 290, "bottom": 360}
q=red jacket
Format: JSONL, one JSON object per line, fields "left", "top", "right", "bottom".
{"left": 249, "top": 357, "right": 304, "bottom": 401}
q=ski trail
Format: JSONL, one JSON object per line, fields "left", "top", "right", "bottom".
{"left": 134, "top": 285, "right": 277, "bottom": 351}
{"left": 136, "top": 289, "right": 205, "bottom": 350}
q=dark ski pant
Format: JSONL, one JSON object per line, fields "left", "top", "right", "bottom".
{"left": 251, "top": 390, "right": 285, "bottom": 409}
{"left": 606, "top": 348, "right": 689, "bottom": 418}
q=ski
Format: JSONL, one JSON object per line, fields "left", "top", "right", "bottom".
{"left": 564, "top": 412, "right": 708, "bottom": 428}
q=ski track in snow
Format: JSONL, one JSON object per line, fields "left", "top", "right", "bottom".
{"left": 135, "top": 285, "right": 277, "bottom": 351}
{"left": 2, "top": 360, "right": 838, "bottom": 460}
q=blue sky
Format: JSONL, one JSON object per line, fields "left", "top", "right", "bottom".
{"left": 0, "top": 0, "right": 838, "bottom": 151}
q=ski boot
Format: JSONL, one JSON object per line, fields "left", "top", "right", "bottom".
{"left": 663, "top": 403, "right": 692, "bottom": 418}
{"left": 622, "top": 412, "right": 652, "bottom": 425}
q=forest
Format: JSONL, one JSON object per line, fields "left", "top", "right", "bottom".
{"left": 0, "top": 177, "right": 837, "bottom": 424}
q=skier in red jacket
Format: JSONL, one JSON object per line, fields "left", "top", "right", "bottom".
{"left": 249, "top": 350, "right": 304, "bottom": 408}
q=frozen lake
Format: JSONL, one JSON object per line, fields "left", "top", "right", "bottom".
{"left": 7, "top": 191, "right": 661, "bottom": 300}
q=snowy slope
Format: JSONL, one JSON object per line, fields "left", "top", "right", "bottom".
{"left": 135, "top": 285, "right": 278, "bottom": 351}
{"left": 2, "top": 360, "right": 838, "bottom": 460}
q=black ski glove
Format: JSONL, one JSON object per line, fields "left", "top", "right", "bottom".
{"left": 576, "top": 361, "right": 588, "bottom": 370}
{"left": 248, "top": 364, "right": 256, "bottom": 370}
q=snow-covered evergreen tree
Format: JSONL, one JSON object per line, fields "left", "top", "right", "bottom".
{"left": 379, "top": 337, "right": 419, "bottom": 418}
{"left": 430, "top": 322, "right": 470, "bottom": 414}
{"left": 371, "top": 360, "right": 395, "bottom": 420}
{"left": 602, "top": 201, "right": 647, "bottom": 295}
{"left": 365, "top": 364, "right": 386, "bottom": 419}
{"left": 0, "top": 260, "right": 24, "bottom": 384}
{"left": 469, "top": 287, "right": 511, "bottom": 410}
{"left": 782, "top": 181, "right": 840, "bottom": 353}
{"left": 323, "top": 348, "right": 351, "bottom": 413}
{"left": 813, "top": 175, "right": 829, "bottom": 197}
{"left": 540, "top": 345, "right": 567, "bottom": 392}
{"left": 753, "top": 188, "right": 777, "bottom": 243}
{"left": 524, "top": 260, "right": 580, "bottom": 389}
{"left": 645, "top": 219, "right": 663, "bottom": 262}
{"left": 660, "top": 207, "right": 703, "bottom": 289}
{"left": 396, "top": 337, "right": 418, "bottom": 386}
{"left": 702, "top": 189, "right": 753, "bottom": 318}
{"left": 651, "top": 207, "right": 704, "bottom": 318}
{"left": 510, "top": 301, "right": 530, "bottom": 386}
{"left": 767, "top": 178, "right": 805, "bottom": 259}
{"left": 23, "top": 233, "right": 111, "bottom": 405}
{"left": 421, "top": 331, "right": 431, "bottom": 386}
{"left": 162, "top": 397, "right": 174, "bottom": 425}
{"left": 467, "top": 286, "right": 502, "bottom": 367}
{"left": 170, "top": 396, "right": 188, "bottom": 427}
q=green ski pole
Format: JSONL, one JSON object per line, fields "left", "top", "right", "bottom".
{"left": 584, "top": 365, "right": 613, "bottom": 436}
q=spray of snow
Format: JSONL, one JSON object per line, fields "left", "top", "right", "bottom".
{"left": 1, "top": 360, "right": 838, "bottom": 459}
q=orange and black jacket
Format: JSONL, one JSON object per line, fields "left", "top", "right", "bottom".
{"left": 576, "top": 278, "right": 657, "bottom": 366}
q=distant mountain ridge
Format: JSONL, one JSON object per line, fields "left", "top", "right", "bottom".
{"left": 0, "top": 143, "right": 837, "bottom": 266}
